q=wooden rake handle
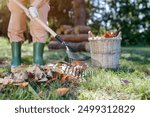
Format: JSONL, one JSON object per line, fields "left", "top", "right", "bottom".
{"left": 13, "top": 0, "right": 57, "bottom": 37}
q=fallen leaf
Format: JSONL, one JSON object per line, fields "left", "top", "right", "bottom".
{"left": 14, "top": 82, "right": 29, "bottom": 88}
{"left": 38, "top": 91, "right": 43, "bottom": 97}
{"left": 46, "top": 77, "right": 57, "bottom": 84}
{"left": 34, "top": 66, "right": 46, "bottom": 80}
{"left": 0, "top": 78, "right": 4, "bottom": 84}
{"left": 120, "top": 78, "right": 130, "bottom": 85}
{"left": 44, "top": 64, "right": 54, "bottom": 72}
{"left": 38, "top": 77, "right": 48, "bottom": 82}
{"left": 0, "top": 72, "right": 11, "bottom": 78}
{"left": 47, "top": 70, "right": 53, "bottom": 78}
{"left": 13, "top": 71, "right": 28, "bottom": 83}
{"left": 27, "top": 72, "right": 35, "bottom": 79}
{"left": 103, "top": 31, "right": 117, "bottom": 38}
{"left": 4, "top": 73, "right": 14, "bottom": 80}
{"left": 61, "top": 74, "right": 68, "bottom": 82}
{"left": 0, "top": 73, "right": 3, "bottom": 78}
{"left": 0, "top": 61, "right": 86, "bottom": 87}
{"left": 61, "top": 74, "right": 73, "bottom": 83}
{"left": 0, "top": 78, "right": 14, "bottom": 85}
{"left": 0, "top": 85, "right": 4, "bottom": 91}
{"left": 55, "top": 88, "right": 69, "bottom": 96}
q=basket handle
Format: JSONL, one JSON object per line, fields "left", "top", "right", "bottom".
{"left": 116, "top": 32, "right": 122, "bottom": 38}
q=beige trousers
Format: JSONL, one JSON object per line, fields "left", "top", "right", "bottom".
{"left": 7, "top": 0, "right": 50, "bottom": 43}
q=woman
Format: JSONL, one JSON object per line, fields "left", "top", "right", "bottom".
{"left": 7, "top": 0, "right": 50, "bottom": 67}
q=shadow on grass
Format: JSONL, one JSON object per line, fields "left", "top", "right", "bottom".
{"left": 122, "top": 47, "right": 150, "bottom": 58}
{"left": 109, "top": 66, "right": 135, "bottom": 74}
{"left": 122, "top": 47, "right": 150, "bottom": 65}
{"left": 122, "top": 56, "right": 150, "bottom": 65}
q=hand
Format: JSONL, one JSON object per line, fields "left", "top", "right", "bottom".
{"left": 28, "top": 6, "right": 38, "bottom": 18}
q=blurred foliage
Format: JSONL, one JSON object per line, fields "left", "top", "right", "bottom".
{"left": 0, "top": 0, "right": 150, "bottom": 46}
{"left": 88, "top": 0, "right": 150, "bottom": 46}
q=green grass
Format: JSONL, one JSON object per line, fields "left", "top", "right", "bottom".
{"left": 0, "top": 37, "right": 150, "bottom": 100}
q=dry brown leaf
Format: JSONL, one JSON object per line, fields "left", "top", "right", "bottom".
{"left": 0, "top": 72, "right": 11, "bottom": 78}
{"left": 34, "top": 66, "right": 46, "bottom": 80}
{"left": 4, "top": 73, "right": 14, "bottom": 80}
{"left": 61, "top": 74, "right": 68, "bottom": 82}
{"left": 46, "top": 71, "right": 59, "bottom": 84}
{"left": 3, "top": 80, "right": 10, "bottom": 85}
{"left": 27, "top": 72, "right": 35, "bottom": 79}
{"left": 0, "top": 85, "right": 4, "bottom": 91}
{"left": 4, "top": 79, "right": 14, "bottom": 85}
{"left": 44, "top": 64, "right": 54, "bottom": 70}
{"left": 14, "top": 82, "right": 29, "bottom": 88}
{"left": 0, "top": 78, "right": 14, "bottom": 85}
{"left": 61, "top": 74, "right": 74, "bottom": 83}
{"left": 47, "top": 70, "right": 53, "bottom": 78}
{"left": 55, "top": 88, "right": 69, "bottom": 96}
{"left": 38, "top": 77, "right": 48, "bottom": 82}
{"left": 0, "top": 61, "right": 87, "bottom": 87}
{"left": 0, "top": 78, "right": 4, "bottom": 84}
{"left": 13, "top": 71, "right": 28, "bottom": 83}
{"left": 38, "top": 91, "right": 43, "bottom": 97}
{"left": 52, "top": 72, "right": 60, "bottom": 79}
{"left": 46, "top": 77, "right": 57, "bottom": 84}
{"left": 0, "top": 73, "right": 4, "bottom": 78}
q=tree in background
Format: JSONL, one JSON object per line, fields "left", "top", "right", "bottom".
{"left": 49, "top": 0, "right": 88, "bottom": 27}
{"left": 72, "top": 0, "right": 86, "bottom": 26}
{"left": 48, "top": 0, "right": 73, "bottom": 29}
{"left": 89, "top": 0, "right": 150, "bottom": 46}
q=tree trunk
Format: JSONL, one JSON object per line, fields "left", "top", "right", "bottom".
{"left": 72, "top": 0, "right": 86, "bottom": 26}
{"left": 0, "top": 7, "right": 10, "bottom": 36}
{"left": 74, "top": 25, "right": 90, "bottom": 34}
{"left": 48, "top": 41, "right": 90, "bottom": 52}
{"left": 51, "top": 34, "right": 88, "bottom": 42}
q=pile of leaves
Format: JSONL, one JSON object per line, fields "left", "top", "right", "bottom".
{"left": 0, "top": 61, "right": 87, "bottom": 95}
{"left": 103, "top": 32, "right": 118, "bottom": 38}
{"left": 88, "top": 31, "right": 121, "bottom": 40}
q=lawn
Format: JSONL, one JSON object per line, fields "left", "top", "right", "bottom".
{"left": 0, "top": 37, "right": 150, "bottom": 100}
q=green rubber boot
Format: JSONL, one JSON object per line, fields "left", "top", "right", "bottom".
{"left": 11, "top": 42, "right": 21, "bottom": 67}
{"left": 33, "top": 42, "right": 45, "bottom": 65}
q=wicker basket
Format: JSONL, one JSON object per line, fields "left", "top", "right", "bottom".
{"left": 88, "top": 33, "right": 122, "bottom": 69}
